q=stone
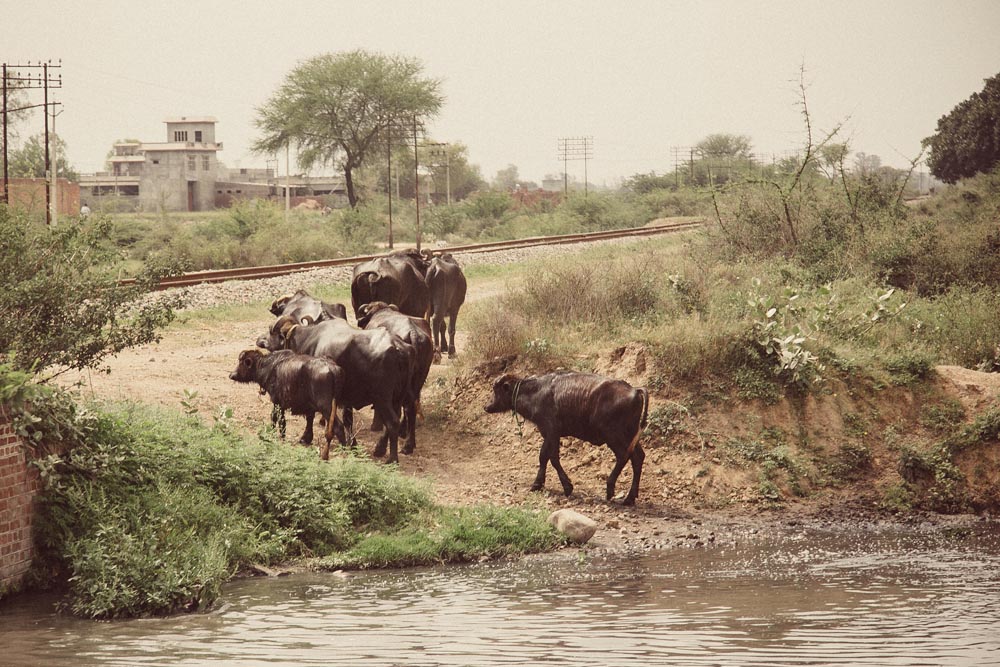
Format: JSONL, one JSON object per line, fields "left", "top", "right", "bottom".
{"left": 547, "top": 508, "right": 598, "bottom": 544}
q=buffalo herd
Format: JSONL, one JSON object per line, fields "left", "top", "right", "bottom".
{"left": 230, "top": 248, "right": 650, "bottom": 505}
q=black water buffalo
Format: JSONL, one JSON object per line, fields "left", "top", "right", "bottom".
{"left": 258, "top": 315, "right": 413, "bottom": 464}
{"left": 270, "top": 289, "right": 348, "bottom": 324}
{"left": 425, "top": 253, "right": 467, "bottom": 358}
{"left": 351, "top": 253, "right": 430, "bottom": 319}
{"left": 484, "top": 371, "right": 649, "bottom": 505}
{"left": 229, "top": 349, "right": 345, "bottom": 460}
{"left": 357, "top": 301, "right": 434, "bottom": 453}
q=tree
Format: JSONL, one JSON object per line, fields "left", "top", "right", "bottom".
{"left": 9, "top": 133, "right": 78, "bottom": 180}
{"left": 368, "top": 140, "right": 484, "bottom": 202}
{"left": 696, "top": 133, "right": 753, "bottom": 159}
{"left": 426, "top": 142, "right": 484, "bottom": 202}
{"left": 492, "top": 164, "right": 519, "bottom": 191}
{"left": 924, "top": 72, "right": 1000, "bottom": 184}
{"left": 817, "top": 142, "right": 849, "bottom": 182}
{"left": 0, "top": 207, "right": 186, "bottom": 380}
{"left": 1, "top": 76, "right": 31, "bottom": 155}
{"left": 254, "top": 50, "right": 443, "bottom": 208}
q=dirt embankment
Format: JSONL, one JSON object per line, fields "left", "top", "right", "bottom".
{"left": 65, "top": 270, "right": 1000, "bottom": 551}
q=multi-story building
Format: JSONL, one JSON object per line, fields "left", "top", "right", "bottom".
{"left": 81, "top": 116, "right": 223, "bottom": 212}
{"left": 80, "top": 116, "right": 347, "bottom": 212}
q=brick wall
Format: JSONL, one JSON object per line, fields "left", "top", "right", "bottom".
{"left": 0, "top": 411, "right": 40, "bottom": 594}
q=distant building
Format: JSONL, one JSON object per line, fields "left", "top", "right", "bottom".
{"left": 80, "top": 117, "right": 347, "bottom": 212}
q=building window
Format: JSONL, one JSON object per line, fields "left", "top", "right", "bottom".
{"left": 195, "top": 130, "right": 203, "bottom": 142}
{"left": 152, "top": 159, "right": 160, "bottom": 165}
{"left": 174, "top": 130, "right": 188, "bottom": 142}
{"left": 187, "top": 155, "right": 196, "bottom": 171}
{"left": 202, "top": 155, "right": 210, "bottom": 171}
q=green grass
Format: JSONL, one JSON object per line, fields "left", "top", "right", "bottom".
{"left": 25, "top": 397, "right": 560, "bottom": 618}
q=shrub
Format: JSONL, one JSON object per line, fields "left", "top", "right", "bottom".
{"left": 0, "top": 207, "right": 185, "bottom": 378}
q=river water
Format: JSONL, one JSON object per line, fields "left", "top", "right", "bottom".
{"left": 2, "top": 521, "right": 999, "bottom": 666}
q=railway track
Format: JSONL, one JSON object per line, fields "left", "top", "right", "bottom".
{"left": 124, "top": 218, "right": 704, "bottom": 291}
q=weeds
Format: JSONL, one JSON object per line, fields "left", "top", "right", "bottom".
{"left": 21, "top": 393, "right": 557, "bottom": 618}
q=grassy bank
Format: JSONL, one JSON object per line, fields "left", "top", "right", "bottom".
{"left": 462, "top": 167, "right": 1000, "bottom": 513}
{"left": 12, "top": 383, "right": 560, "bottom": 618}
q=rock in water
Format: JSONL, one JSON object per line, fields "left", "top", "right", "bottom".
{"left": 548, "top": 509, "right": 598, "bottom": 544}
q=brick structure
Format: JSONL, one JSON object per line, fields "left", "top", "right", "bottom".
{"left": 0, "top": 410, "right": 40, "bottom": 595}
{"left": 3, "top": 177, "right": 81, "bottom": 217}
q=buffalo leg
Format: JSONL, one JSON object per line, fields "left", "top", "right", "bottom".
{"left": 342, "top": 408, "right": 357, "bottom": 448}
{"left": 271, "top": 405, "right": 287, "bottom": 439}
{"left": 606, "top": 447, "right": 629, "bottom": 501}
{"left": 447, "top": 311, "right": 459, "bottom": 357}
{"left": 530, "top": 441, "right": 551, "bottom": 492}
{"left": 299, "top": 413, "right": 315, "bottom": 445}
{"left": 372, "top": 403, "right": 401, "bottom": 464}
{"left": 432, "top": 312, "right": 446, "bottom": 356}
{"left": 401, "top": 398, "right": 417, "bottom": 455}
{"left": 546, "top": 437, "right": 574, "bottom": 497}
{"left": 625, "top": 444, "right": 645, "bottom": 505}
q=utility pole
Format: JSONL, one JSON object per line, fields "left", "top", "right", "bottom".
{"left": 284, "top": 143, "right": 290, "bottom": 223}
{"left": 1, "top": 60, "right": 62, "bottom": 212}
{"left": 413, "top": 115, "right": 421, "bottom": 251}
{"left": 385, "top": 123, "right": 393, "bottom": 249}
{"left": 50, "top": 103, "right": 63, "bottom": 225}
{"left": 426, "top": 142, "right": 451, "bottom": 205}
{"left": 557, "top": 136, "right": 593, "bottom": 198}
{"left": 2, "top": 64, "right": 8, "bottom": 205}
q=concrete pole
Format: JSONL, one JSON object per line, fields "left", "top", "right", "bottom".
{"left": 285, "top": 144, "right": 290, "bottom": 223}
{"left": 51, "top": 105, "right": 57, "bottom": 225}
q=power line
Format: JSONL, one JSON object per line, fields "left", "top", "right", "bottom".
{"left": 2, "top": 60, "right": 62, "bottom": 222}
{"left": 557, "top": 136, "right": 593, "bottom": 197}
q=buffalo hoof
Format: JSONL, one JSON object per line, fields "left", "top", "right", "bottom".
{"left": 448, "top": 347, "right": 457, "bottom": 358}
{"left": 530, "top": 483, "right": 544, "bottom": 492}
{"left": 623, "top": 496, "right": 637, "bottom": 506}
{"left": 402, "top": 443, "right": 415, "bottom": 455}
{"left": 562, "top": 485, "right": 574, "bottom": 497}
{"left": 373, "top": 444, "right": 387, "bottom": 458}
{"left": 298, "top": 436, "right": 313, "bottom": 445}
{"left": 432, "top": 351, "right": 443, "bottom": 365}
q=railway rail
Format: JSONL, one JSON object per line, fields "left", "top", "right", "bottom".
{"left": 124, "top": 217, "right": 704, "bottom": 291}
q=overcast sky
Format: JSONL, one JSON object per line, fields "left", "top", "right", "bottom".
{"left": 4, "top": 0, "right": 999, "bottom": 186}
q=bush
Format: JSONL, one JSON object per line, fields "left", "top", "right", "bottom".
{"left": 0, "top": 207, "right": 185, "bottom": 377}
{"left": 17, "top": 391, "right": 557, "bottom": 617}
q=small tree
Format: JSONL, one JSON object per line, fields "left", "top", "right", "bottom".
{"left": 254, "top": 50, "right": 443, "bottom": 208}
{"left": 0, "top": 206, "right": 186, "bottom": 381}
{"left": 924, "top": 72, "right": 1000, "bottom": 184}
{"left": 10, "top": 133, "right": 79, "bottom": 181}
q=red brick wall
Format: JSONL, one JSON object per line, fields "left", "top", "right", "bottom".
{"left": 0, "top": 411, "right": 40, "bottom": 594}
{"left": 3, "top": 177, "right": 81, "bottom": 217}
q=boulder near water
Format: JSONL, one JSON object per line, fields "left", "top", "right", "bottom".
{"left": 548, "top": 509, "right": 598, "bottom": 544}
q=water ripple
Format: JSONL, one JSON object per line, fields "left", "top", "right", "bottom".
{"left": 2, "top": 524, "right": 1000, "bottom": 665}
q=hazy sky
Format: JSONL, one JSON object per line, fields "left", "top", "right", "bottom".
{"left": 4, "top": 0, "right": 999, "bottom": 185}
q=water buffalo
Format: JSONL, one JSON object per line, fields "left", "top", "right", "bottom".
{"left": 351, "top": 253, "right": 430, "bottom": 320}
{"left": 258, "top": 315, "right": 413, "bottom": 464}
{"left": 357, "top": 301, "right": 434, "bottom": 453}
{"left": 425, "top": 253, "right": 467, "bottom": 359}
{"left": 229, "top": 349, "right": 345, "bottom": 460}
{"left": 270, "top": 289, "right": 348, "bottom": 324}
{"left": 484, "top": 371, "right": 649, "bottom": 505}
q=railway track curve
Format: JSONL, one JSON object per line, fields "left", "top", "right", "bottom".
{"left": 123, "top": 217, "right": 704, "bottom": 291}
